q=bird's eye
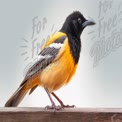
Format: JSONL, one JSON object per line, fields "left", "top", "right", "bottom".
{"left": 78, "top": 18, "right": 82, "bottom": 23}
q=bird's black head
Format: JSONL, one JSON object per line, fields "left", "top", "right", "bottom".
{"left": 60, "top": 11, "right": 95, "bottom": 38}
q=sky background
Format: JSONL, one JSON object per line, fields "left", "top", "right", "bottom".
{"left": 0, "top": 0, "right": 122, "bottom": 108}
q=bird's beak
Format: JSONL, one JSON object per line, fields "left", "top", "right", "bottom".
{"left": 82, "top": 20, "right": 96, "bottom": 28}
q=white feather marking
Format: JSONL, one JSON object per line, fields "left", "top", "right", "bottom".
{"left": 49, "top": 43, "right": 63, "bottom": 49}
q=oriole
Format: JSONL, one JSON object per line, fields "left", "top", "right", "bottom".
{"left": 5, "top": 11, "right": 95, "bottom": 110}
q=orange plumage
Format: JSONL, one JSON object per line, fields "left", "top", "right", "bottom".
{"left": 5, "top": 11, "right": 95, "bottom": 109}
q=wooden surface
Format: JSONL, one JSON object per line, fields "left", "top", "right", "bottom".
{"left": 0, "top": 107, "right": 122, "bottom": 122}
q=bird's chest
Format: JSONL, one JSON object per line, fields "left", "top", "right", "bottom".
{"left": 40, "top": 42, "right": 76, "bottom": 92}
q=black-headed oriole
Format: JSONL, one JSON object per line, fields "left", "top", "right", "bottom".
{"left": 5, "top": 11, "right": 95, "bottom": 110}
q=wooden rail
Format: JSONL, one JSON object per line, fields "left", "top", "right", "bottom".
{"left": 0, "top": 107, "right": 122, "bottom": 122}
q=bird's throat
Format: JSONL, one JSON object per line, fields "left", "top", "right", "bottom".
{"left": 68, "top": 34, "right": 81, "bottom": 64}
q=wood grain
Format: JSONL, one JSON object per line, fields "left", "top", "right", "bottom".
{"left": 0, "top": 107, "right": 122, "bottom": 122}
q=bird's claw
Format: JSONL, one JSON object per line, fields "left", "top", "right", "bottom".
{"left": 45, "top": 101, "right": 63, "bottom": 111}
{"left": 45, "top": 104, "right": 75, "bottom": 111}
{"left": 62, "top": 104, "right": 75, "bottom": 108}
{"left": 45, "top": 105, "right": 63, "bottom": 110}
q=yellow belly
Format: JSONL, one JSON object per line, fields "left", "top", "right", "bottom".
{"left": 39, "top": 40, "right": 77, "bottom": 92}
{"left": 22, "top": 32, "right": 78, "bottom": 93}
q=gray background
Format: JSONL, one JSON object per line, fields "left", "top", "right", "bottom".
{"left": 0, "top": 0, "right": 122, "bottom": 107}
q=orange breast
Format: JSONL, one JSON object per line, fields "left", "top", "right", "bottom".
{"left": 22, "top": 32, "right": 78, "bottom": 92}
{"left": 39, "top": 39, "right": 77, "bottom": 92}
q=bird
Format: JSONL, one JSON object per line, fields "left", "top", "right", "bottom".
{"left": 5, "top": 11, "right": 95, "bottom": 110}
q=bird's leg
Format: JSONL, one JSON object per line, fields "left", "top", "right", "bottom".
{"left": 51, "top": 92, "right": 75, "bottom": 108}
{"left": 44, "top": 88, "right": 63, "bottom": 110}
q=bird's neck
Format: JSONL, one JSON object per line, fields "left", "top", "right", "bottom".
{"left": 60, "top": 21, "right": 80, "bottom": 39}
{"left": 60, "top": 22, "right": 81, "bottom": 64}
{"left": 67, "top": 34, "right": 81, "bottom": 64}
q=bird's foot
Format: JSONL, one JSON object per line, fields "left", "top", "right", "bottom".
{"left": 45, "top": 105, "right": 63, "bottom": 110}
{"left": 45, "top": 104, "right": 75, "bottom": 110}
{"left": 45, "top": 102, "right": 63, "bottom": 111}
{"left": 61, "top": 104, "right": 75, "bottom": 108}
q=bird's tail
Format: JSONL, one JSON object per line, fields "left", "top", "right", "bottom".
{"left": 4, "top": 85, "right": 28, "bottom": 107}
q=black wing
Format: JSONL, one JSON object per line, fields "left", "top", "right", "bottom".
{"left": 20, "top": 36, "right": 66, "bottom": 87}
